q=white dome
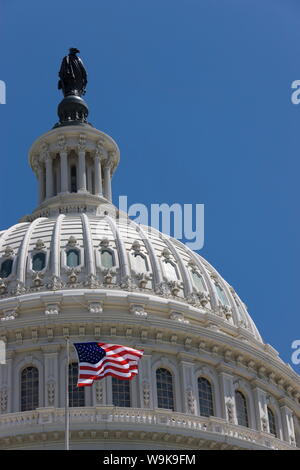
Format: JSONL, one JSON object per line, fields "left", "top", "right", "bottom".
{"left": 0, "top": 212, "right": 262, "bottom": 343}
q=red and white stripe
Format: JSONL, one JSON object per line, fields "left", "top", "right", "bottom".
{"left": 77, "top": 343, "right": 144, "bottom": 387}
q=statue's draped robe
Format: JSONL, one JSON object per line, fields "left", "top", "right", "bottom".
{"left": 58, "top": 54, "right": 87, "bottom": 96}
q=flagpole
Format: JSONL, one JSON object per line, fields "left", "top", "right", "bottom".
{"left": 65, "top": 336, "right": 70, "bottom": 451}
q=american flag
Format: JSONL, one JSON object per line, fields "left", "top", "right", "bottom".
{"left": 73, "top": 342, "right": 144, "bottom": 387}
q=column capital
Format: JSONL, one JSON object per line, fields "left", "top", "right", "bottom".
{"left": 103, "top": 158, "right": 113, "bottom": 170}
{"left": 57, "top": 134, "right": 67, "bottom": 152}
{"left": 77, "top": 133, "right": 87, "bottom": 152}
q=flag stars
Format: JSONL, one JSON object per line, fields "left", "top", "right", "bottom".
{"left": 74, "top": 342, "right": 106, "bottom": 364}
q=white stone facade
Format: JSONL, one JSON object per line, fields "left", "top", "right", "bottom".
{"left": 0, "top": 124, "right": 299, "bottom": 450}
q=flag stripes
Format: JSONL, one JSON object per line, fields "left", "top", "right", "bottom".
{"left": 74, "top": 342, "right": 143, "bottom": 387}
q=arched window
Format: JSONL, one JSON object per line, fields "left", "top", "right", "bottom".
{"left": 21, "top": 366, "right": 39, "bottom": 411}
{"left": 112, "top": 377, "right": 131, "bottom": 407}
{"left": 70, "top": 165, "right": 77, "bottom": 193}
{"left": 215, "top": 283, "right": 229, "bottom": 305}
{"left": 67, "top": 249, "right": 80, "bottom": 268}
{"left": 100, "top": 249, "right": 114, "bottom": 269}
{"left": 191, "top": 271, "right": 206, "bottom": 292}
{"left": 198, "top": 377, "right": 214, "bottom": 417}
{"left": 235, "top": 391, "right": 249, "bottom": 427}
{"left": 131, "top": 253, "right": 148, "bottom": 273}
{"left": 267, "top": 407, "right": 277, "bottom": 437}
{"left": 163, "top": 260, "right": 179, "bottom": 281}
{"left": 32, "top": 252, "right": 46, "bottom": 271}
{"left": 156, "top": 368, "right": 174, "bottom": 410}
{"left": 0, "top": 259, "right": 13, "bottom": 278}
{"left": 69, "top": 363, "right": 85, "bottom": 407}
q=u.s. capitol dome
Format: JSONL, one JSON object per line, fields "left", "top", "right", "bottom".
{"left": 0, "top": 54, "right": 299, "bottom": 451}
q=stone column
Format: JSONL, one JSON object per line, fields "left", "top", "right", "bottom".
{"left": 103, "top": 163, "right": 112, "bottom": 201}
{"left": 219, "top": 372, "right": 236, "bottom": 424}
{"left": 253, "top": 387, "right": 268, "bottom": 432}
{"left": 38, "top": 164, "right": 45, "bottom": 203}
{"left": 94, "top": 155, "right": 103, "bottom": 196}
{"left": 138, "top": 353, "right": 153, "bottom": 409}
{"left": 87, "top": 165, "right": 93, "bottom": 193}
{"left": 60, "top": 151, "right": 69, "bottom": 193}
{"left": 78, "top": 150, "right": 87, "bottom": 192}
{"left": 43, "top": 347, "right": 59, "bottom": 408}
{"left": 280, "top": 404, "right": 296, "bottom": 445}
{"left": 179, "top": 360, "right": 197, "bottom": 415}
{"left": 0, "top": 350, "right": 13, "bottom": 414}
{"left": 45, "top": 155, "right": 53, "bottom": 199}
{"left": 77, "top": 134, "right": 87, "bottom": 193}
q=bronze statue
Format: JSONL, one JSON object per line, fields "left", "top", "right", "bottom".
{"left": 58, "top": 48, "right": 87, "bottom": 97}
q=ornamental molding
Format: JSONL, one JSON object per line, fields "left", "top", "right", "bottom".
{"left": 34, "top": 239, "right": 46, "bottom": 252}
{"left": 57, "top": 134, "right": 67, "bottom": 151}
{"left": 47, "top": 381, "right": 55, "bottom": 406}
{"left": 186, "top": 387, "right": 196, "bottom": 414}
{"left": 169, "top": 311, "right": 189, "bottom": 324}
{"left": 95, "top": 380, "right": 104, "bottom": 404}
{"left": 3, "top": 246, "right": 14, "bottom": 259}
{"left": 77, "top": 133, "right": 87, "bottom": 151}
{"left": 129, "top": 304, "right": 148, "bottom": 318}
{"left": 0, "top": 387, "right": 8, "bottom": 412}
{"left": 44, "top": 303, "right": 60, "bottom": 316}
{"left": 87, "top": 302, "right": 103, "bottom": 314}
{"left": 0, "top": 300, "right": 299, "bottom": 403}
{"left": 66, "top": 236, "right": 78, "bottom": 248}
{"left": 142, "top": 381, "right": 151, "bottom": 407}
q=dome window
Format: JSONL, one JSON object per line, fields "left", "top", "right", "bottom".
{"left": 0, "top": 259, "right": 13, "bottom": 278}
{"left": 100, "top": 249, "right": 114, "bottom": 269}
{"left": 156, "top": 368, "right": 174, "bottom": 410}
{"left": 21, "top": 366, "right": 39, "bottom": 412}
{"left": 130, "top": 241, "right": 148, "bottom": 273}
{"left": 215, "top": 283, "right": 229, "bottom": 306}
{"left": 191, "top": 271, "right": 206, "bottom": 292}
{"left": 267, "top": 407, "right": 277, "bottom": 437}
{"left": 69, "top": 363, "right": 85, "bottom": 407}
{"left": 164, "top": 260, "right": 178, "bottom": 281}
{"left": 198, "top": 377, "right": 214, "bottom": 417}
{"left": 67, "top": 249, "right": 80, "bottom": 268}
{"left": 32, "top": 252, "right": 46, "bottom": 272}
{"left": 161, "top": 248, "right": 179, "bottom": 281}
{"left": 112, "top": 377, "right": 131, "bottom": 407}
{"left": 131, "top": 253, "right": 148, "bottom": 273}
{"left": 235, "top": 391, "right": 249, "bottom": 428}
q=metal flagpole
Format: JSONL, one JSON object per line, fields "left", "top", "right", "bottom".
{"left": 65, "top": 336, "right": 70, "bottom": 451}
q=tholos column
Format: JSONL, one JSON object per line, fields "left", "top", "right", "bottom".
{"left": 60, "top": 151, "right": 69, "bottom": 193}
{"left": 45, "top": 156, "right": 54, "bottom": 199}
{"left": 103, "top": 164, "right": 112, "bottom": 201}
{"left": 78, "top": 150, "right": 87, "bottom": 192}
{"left": 38, "top": 164, "right": 45, "bottom": 204}
{"left": 94, "top": 155, "right": 103, "bottom": 196}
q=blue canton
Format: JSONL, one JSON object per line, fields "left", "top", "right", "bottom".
{"left": 74, "top": 342, "right": 106, "bottom": 364}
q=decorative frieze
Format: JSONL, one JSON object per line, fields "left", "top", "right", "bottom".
{"left": 130, "top": 304, "right": 148, "bottom": 318}
{"left": 47, "top": 381, "right": 55, "bottom": 406}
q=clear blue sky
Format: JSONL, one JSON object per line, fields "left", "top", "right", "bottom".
{"left": 0, "top": 0, "right": 299, "bottom": 370}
